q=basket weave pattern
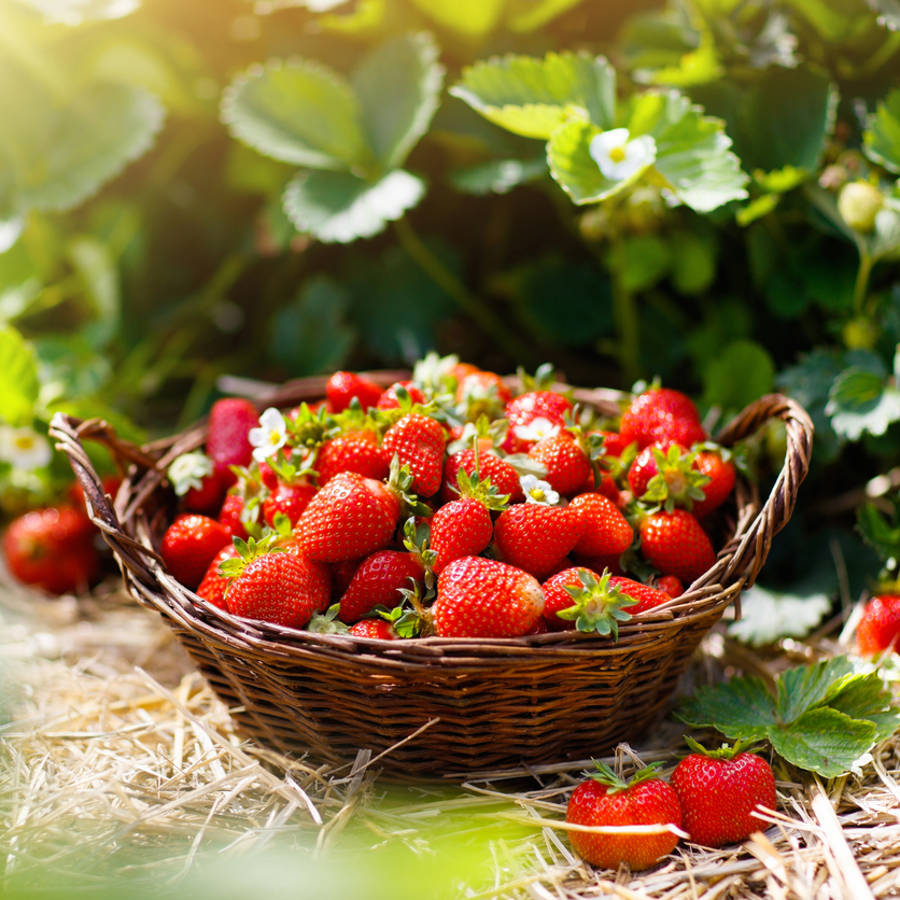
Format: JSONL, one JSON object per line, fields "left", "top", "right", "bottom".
{"left": 51, "top": 377, "right": 813, "bottom": 776}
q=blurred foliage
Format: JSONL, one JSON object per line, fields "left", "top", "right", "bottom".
{"left": 1, "top": 0, "right": 900, "bottom": 614}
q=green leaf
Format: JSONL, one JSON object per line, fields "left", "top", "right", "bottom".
{"left": 627, "top": 91, "right": 749, "bottom": 212}
{"left": 857, "top": 500, "right": 900, "bottom": 564}
{"left": 826, "top": 673, "right": 900, "bottom": 740}
{"left": 701, "top": 339, "right": 775, "bottom": 412}
{"left": 612, "top": 234, "right": 671, "bottom": 292}
{"left": 669, "top": 228, "right": 716, "bottom": 295}
{"left": 221, "top": 58, "right": 371, "bottom": 171}
{"left": 775, "top": 656, "right": 856, "bottom": 723}
{"left": 352, "top": 32, "right": 444, "bottom": 171}
{"left": 768, "top": 708, "right": 877, "bottom": 777}
{"left": 727, "top": 586, "right": 831, "bottom": 647}
{"left": 676, "top": 674, "right": 776, "bottom": 740}
{"left": 0, "top": 326, "right": 40, "bottom": 426}
{"left": 864, "top": 89, "right": 900, "bottom": 172}
{"left": 407, "top": 0, "right": 505, "bottom": 38}
{"left": 283, "top": 169, "right": 425, "bottom": 243}
{"left": 450, "top": 52, "right": 617, "bottom": 140}
{"left": 451, "top": 157, "right": 547, "bottom": 195}
{"left": 754, "top": 166, "right": 811, "bottom": 194}
{"left": 67, "top": 235, "right": 120, "bottom": 348}
{"left": 736, "top": 193, "right": 781, "bottom": 227}
{"left": 826, "top": 358, "right": 900, "bottom": 440}
{"left": 14, "top": 83, "right": 164, "bottom": 212}
{"left": 783, "top": 0, "right": 859, "bottom": 41}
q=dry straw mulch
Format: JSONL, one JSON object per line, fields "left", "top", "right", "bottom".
{"left": 2, "top": 572, "right": 899, "bottom": 899}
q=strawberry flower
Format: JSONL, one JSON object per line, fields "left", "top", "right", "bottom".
{"left": 589, "top": 128, "right": 656, "bottom": 182}
{"left": 0, "top": 425, "right": 51, "bottom": 470}
{"left": 167, "top": 451, "right": 214, "bottom": 496}
{"left": 249, "top": 407, "right": 287, "bottom": 463}
{"left": 513, "top": 417, "right": 559, "bottom": 444}
{"left": 520, "top": 474, "right": 559, "bottom": 506}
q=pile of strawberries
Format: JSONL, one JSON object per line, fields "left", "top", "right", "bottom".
{"left": 158, "top": 356, "right": 739, "bottom": 639}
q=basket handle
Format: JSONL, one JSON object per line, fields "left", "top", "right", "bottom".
{"left": 708, "top": 393, "right": 814, "bottom": 590}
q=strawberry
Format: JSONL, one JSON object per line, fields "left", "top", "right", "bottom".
{"left": 608, "top": 575, "right": 672, "bottom": 614}
{"left": 167, "top": 451, "right": 225, "bottom": 514}
{"left": 206, "top": 397, "right": 259, "bottom": 485}
{"left": 528, "top": 432, "right": 592, "bottom": 496}
{"left": 325, "top": 370, "right": 383, "bottom": 412}
{"left": 442, "top": 448, "right": 523, "bottom": 504}
{"left": 501, "top": 390, "right": 573, "bottom": 453}
{"left": 2, "top": 505, "right": 101, "bottom": 595}
{"left": 690, "top": 450, "right": 737, "bottom": 519}
{"left": 493, "top": 502, "right": 583, "bottom": 579}
{"left": 592, "top": 429, "right": 629, "bottom": 458}
{"left": 160, "top": 513, "right": 231, "bottom": 589}
{"left": 856, "top": 593, "right": 900, "bottom": 656}
{"left": 262, "top": 480, "right": 317, "bottom": 528}
{"left": 196, "top": 543, "right": 240, "bottom": 610}
{"left": 315, "top": 430, "right": 388, "bottom": 485}
{"left": 638, "top": 508, "right": 715, "bottom": 584}
{"left": 297, "top": 471, "right": 400, "bottom": 563}
{"left": 376, "top": 380, "right": 426, "bottom": 410}
{"left": 670, "top": 742, "right": 776, "bottom": 848}
{"left": 619, "top": 387, "right": 706, "bottom": 450}
{"left": 349, "top": 618, "right": 398, "bottom": 639}
{"left": 224, "top": 548, "right": 330, "bottom": 629}
{"left": 565, "top": 762, "right": 683, "bottom": 870}
{"left": 382, "top": 413, "right": 446, "bottom": 497}
{"left": 455, "top": 369, "right": 511, "bottom": 418}
{"left": 331, "top": 556, "right": 362, "bottom": 597}
{"left": 655, "top": 574, "right": 684, "bottom": 598}
{"left": 218, "top": 491, "right": 254, "bottom": 541}
{"left": 569, "top": 493, "right": 633, "bottom": 557}
{"left": 433, "top": 556, "right": 544, "bottom": 638}
{"left": 338, "top": 549, "right": 424, "bottom": 623}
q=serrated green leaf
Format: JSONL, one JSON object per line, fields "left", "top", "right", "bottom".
{"left": 408, "top": 0, "right": 505, "bottom": 38}
{"left": 222, "top": 58, "right": 371, "bottom": 172}
{"left": 627, "top": 91, "right": 748, "bottom": 212}
{"left": 775, "top": 656, "right": 856, "bottom": 723}
{"left": 450, "top": 52, "right": 616, "bottom": 140}
{"left": 451, "top": 156, "right": 547, "bottom": 195}
{"left": 727, "top": 586, "right": 831, "bottom": 647}
{"left": 504, "top": 0, "right": 585, "bottom": 31}
{"left": 547, "top": 119, "right": 643, "bottom": 205}
{"left": 352, "top": 32, "right": 444, "bottom": 171}
{"left": 0, "top": 326, "right": 40, "bottom": 426}
{"left": 676, "top": 674, "right": 776, "bottom": 739}
{"left": 826, "top": 365, "right": 900, "bottom": 440}
{"left": 14, "top": 83, "right": 164, "bottom": 212}
{"left": 768, "top": 708, "right": 877, "bottom": 777}
{"left": 826, "top": 672, "right": 900, "bottom": 740}
{"left": 283, "top": 168, "right": 424, "bottom": 243}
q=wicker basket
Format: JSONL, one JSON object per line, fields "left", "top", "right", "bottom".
{"left": 50, "top": 375, "right": 813, "bottom": 777}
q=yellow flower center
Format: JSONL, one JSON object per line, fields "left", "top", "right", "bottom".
{"left": 14, "top": 435, "right": 35, "bottom": 451}
{"left": 529, "top": 487, "right": 545, "bottom": 502}
{"left": 268, "top": 430, "right": 282, "bottom": 445}
{"left": 609, "top": 145, "right": 627, "bottom": 164}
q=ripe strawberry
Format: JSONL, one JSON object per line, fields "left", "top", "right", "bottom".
{"left": 655, "top": 574, "right": 684, "bottom": 598}
{"left": 160, "top": 513, "right": 231, "bottom": 589}
{"left": 225, "top": 549, "right": 330, "bottom": 629}
{"left": 856, "top": 593, "right": 900, "bottom": 656}
{"left": 592, "top": 429, "right": 629, "bottom": 457}
{"left": 3, "top": 505, "right": 101, "bottom": 595}
{"left": 349, "top": 618, "right": 398, "bottom": 639}
{"left": 638, "top": 508, "right": 715, "bottom": 584}
{"left": 262, "top": 480, "right": 317, "bottom": 527}
{"left": 569, "top": 493, "right": 633, "bottom": 557}
{"left": 338, "top": 549, "right": 424, "bottom": 623}
{"left": 206, "top": 397, "right": 259, "bottom": 484}
{"left": 493, "top": 502, "right": 583, "bottom": 579}
{"left": 382, "top": 413, "right": 446, "bottom": 497}
{"left": 433, "top": 556, "right": 545, "bottom": 638}
{"left": 331, "top": 556, "right": 362, "bottom": 597}
{"left": 619, "top": 387, "right": 707, "bottom": 450}
{"left": 297, "top": 471, "right": 400, "bottom": 563}
{"left": 315, "top": 430, "right": 388, "bottom": 485}
{"left": 218, "top": 491, "right": 253, "bottom": 541}
{"left": 167, "top": 451, "right": 225, "bottom": 514}
{"left": 442, "top": 448, "right": 523, "bottom": 503}
{"left": 528, "top": 432, "right": 592, "bottom": 496}
{"left": 566, "top": 762, "right": 683, "bottom": 870}
{"left": 690, "top": 450, "right": 737, "bottom": 519}
{"left": 196, "top": 543, "right": 240, "bottom": 611}
{"left": 501, "top": 390, "right": 573, "bottom": 453}
{"left": 455, "top": 369, "right": 512, "bottom": 418}
{"left": 325, "top": 370, "right": 383, "bottom": 413}
{"left": 670, "top": 743, "right": 776, "bottom": 848}
{"left": 608, "top": 575, "right": 672, "bottom": 614}
{"left": 376, "top": 380, "right": 426, "bottom": 410}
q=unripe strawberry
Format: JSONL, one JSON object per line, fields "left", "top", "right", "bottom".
{"left": 838, "top": 180, "right": 882, "bottom": 233}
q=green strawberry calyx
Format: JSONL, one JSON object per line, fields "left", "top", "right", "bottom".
{"left": 217, "top": 521, "right": 291, "bottom": 579}
{"left": 682, "top": 735, "right": 763, "bottom": 760}
{"left": 401, "top": 516, "right": 437, "bottom": 591}
{"left": 555, "top": 568, "right": 638, "bottom": 637}
{"left": 586, "top": 759, "right": 665, "bottom": 794}
{"left": 307, "top": 603, "right": 351, "bottom": 635}
{"left": 452, "top": 467, "right": 510, "bottom": 511}
{"left": 386, "top": 455, "right": 432, "bottom": 518}
{"left": 640, "top": 444, "right": 710, "bottom": 513}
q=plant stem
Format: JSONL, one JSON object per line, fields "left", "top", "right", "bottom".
{"left": 853, "top": 250, "right": 873, "bottom": 316}
{"left": 393, "top": 217, "right": 532, "bottom": 362}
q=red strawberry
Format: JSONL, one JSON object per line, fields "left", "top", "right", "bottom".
{"left": 218, "top": 491, "right": 253, "bottom": 541}
{"left": 670, "top": 743, "right": 776, "bottom": 848}
{"left": 501, "top": 390, "right": 573, "bottom": 453}
{"left": 493, "top": 502, "right": 583, "bottom": 579}
{"left": 167, "top": 451, "right": 225, "bottom": 514}
{"left": 349, "top": 618, "right": 398, "bottom": 639}
{"left": 690, "top": 450, "right": 737, "bottom": 519}
{"left": 566, "top": 762, "right": 683, "bottom": 870}
{"left": 619, "top": 387, "right": 707, "bottom": 450}
{"left": 2, "top": 505, "right": 101, "bottom": 595}
{"left": 331, "top": 556, "right": 362, "bottom": 597}
{"left": 206, "top": 397, "right": 259, "bottom": 484}
{"left": 196, "top": 543, "right": 240, "bottom": 610}
{"left": 638, "top": 509, "right": 715, "bottom": 584}
{"left": 528, "top": 432, "right": 592, "bottom": 496}
{"left": 160, "top": 513, "right": 231, "bottom": 590}
{"left": 856, "top": 593, "right": 900, "bottom": 656}
{"left": 442, "top": 448, "right": 523, "bottom": 503}
{"left": 225, "top": 549, "right": 330, "bottom": 629}
{"left": 608, "top": 575, "right": 671, "bottom": 614}
{"left": 592, "top": 429, "right": 629, "bottom": 457}
{"left": 338, "top": 549, "right": 424, "bottom": 623}
{"left": 297, "top": 471, "right": 400, "bottom": 563}
{"left": 382, "top": 413, "right": 446, "bottom": 497}
{"left": 569, "top": 493, "right": 633, "bottom": 557}
{"left": 541, "top": 567, "right": 646, "bottom": 632}
{"left": 433, "top": 556, "right": 544, "bottom": 638}
{"left": 262, "top": 480, "right": 317, "bottom": 527}
{"left": 655, "top": 574, "right": 684, "bottom": 598}
{"left": 315, "top": 430, "right": 388, "bottom": 485}
{"left": 325, "top": 370, "right": 383, "bottom": 413}
{"left": 455, "top": 370, "right": 512, "bottom": 418}
{"left": 376, "top": 380, "right": 426, "bottom": 410}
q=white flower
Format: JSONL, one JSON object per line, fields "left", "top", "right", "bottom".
{"left": 520, "top": 474, "right": 559, "bottom": 506}
{"left": 167, "top": 451, "right": 214, "bottom": 496}
{"left": 0, "top": 425, "right": 51, "bottom": 470}
{"left": 412, "top": 351, "right": 458, "bottom": 394}
{"left": 513, "top": 417, "right": 560, "bottom": 444}
{"left": 589, "top": 128, "right": 657, "bottom": 182}
{"left": 248, "top": 407, "right": 287, "bottom": 463}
